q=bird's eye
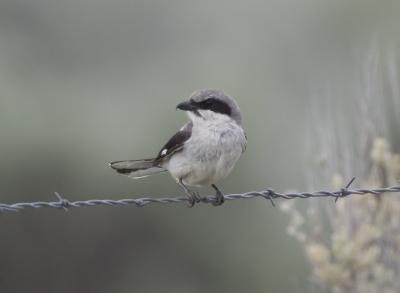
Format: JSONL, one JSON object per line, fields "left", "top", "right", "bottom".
{"left": 204, "top": 99, "right": 213, "bottom": 107}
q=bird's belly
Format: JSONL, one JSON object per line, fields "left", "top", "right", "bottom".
{"left": 183, "top": 160, "right": 224, "bottom": 186}
{"left": 165, "top": 142, "right": 242, "bottom": 187}
{"left": 163, "top": 121, "right": 246, "bottom": 187}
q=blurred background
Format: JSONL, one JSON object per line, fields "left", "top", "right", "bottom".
{"left": 0, "top": 0, "right": 399, "bottom": 292}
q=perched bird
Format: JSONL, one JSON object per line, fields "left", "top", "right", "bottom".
{"left": 110, "top": 89, "right": 247, "bottom": 206}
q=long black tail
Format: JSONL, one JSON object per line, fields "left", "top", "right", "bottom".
{"left": 109, "top": 159, "right": 166, "bottom": 179}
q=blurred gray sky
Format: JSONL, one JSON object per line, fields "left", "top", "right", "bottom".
{"left": 0, "top": 0, "right": 399, "bottom": 292}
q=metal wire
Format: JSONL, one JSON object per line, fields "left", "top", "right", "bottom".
{"left": 1, "top": 178, "right": 400, "bottom": 213}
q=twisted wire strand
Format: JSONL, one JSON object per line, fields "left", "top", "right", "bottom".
{"left": 1, "top": 178, "right": 400, "bottom": 213}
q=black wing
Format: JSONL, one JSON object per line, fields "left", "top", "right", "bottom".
{"left": 156, "top": 122, "right": 193, "bottom": 161}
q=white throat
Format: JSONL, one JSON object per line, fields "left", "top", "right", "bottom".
{"left": 187, "top": 110, "right": 234, "bottom": 126}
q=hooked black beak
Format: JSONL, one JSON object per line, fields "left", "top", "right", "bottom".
{"left": 176, "top": 100, "right": 201, "bottom": 116}
{"left": 176, "top": 100, "right": 195, "bottom": 111}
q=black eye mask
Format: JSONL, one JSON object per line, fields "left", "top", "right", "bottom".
{"left": 195, "top": 98, "right": 232, "bottom": 116}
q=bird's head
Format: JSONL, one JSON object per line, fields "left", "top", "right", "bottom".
{"left": 176, "top": 89, "right": 242, "bottom": 125}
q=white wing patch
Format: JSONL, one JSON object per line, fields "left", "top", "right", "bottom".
{"left": 156, "top": 121, "right": 193, "bottom": 160}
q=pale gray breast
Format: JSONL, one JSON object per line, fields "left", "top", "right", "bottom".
{"left": 182, "top": 121, "right": 246, "bottom": 185}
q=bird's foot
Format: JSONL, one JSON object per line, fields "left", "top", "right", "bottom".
{"left": 177, "top": 179, "right": 201, "bottom": 208}
{"left": 211, "top": 184, "right": 225, "bottom": 206}
{"left": 186, "top": 190, "right": 201, "bottom": 207}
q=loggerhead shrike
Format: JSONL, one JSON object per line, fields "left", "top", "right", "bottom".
{"left": 110, "top": 89, "right": 247, "bottom": 206}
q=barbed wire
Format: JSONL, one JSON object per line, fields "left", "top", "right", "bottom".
{"left": 1, "top": 178, "right": 400, "bottom": 213}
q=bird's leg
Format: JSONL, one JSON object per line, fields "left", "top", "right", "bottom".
{"left": 177, "top": 179, "right": 201, "bottom": 207}
{"left": 211, "top": 184, "right": 225, "bottom": 206}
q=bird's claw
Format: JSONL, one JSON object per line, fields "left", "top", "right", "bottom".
{"left": 212, "top": 190, "right": 225, "bottom": 206}
{"left": 186, "top": 191, "right": 201, "bottom": 208}
{"left": 210, "top": 184, "right": 225, "bottom": 206}
{"left": 187, "top": 197, "right": 195, "bottom": 207}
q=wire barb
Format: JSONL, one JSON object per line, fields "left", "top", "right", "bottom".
{"left": 54, "top": 192, "right": 70, "bottom": 211}
{"left": 335, "top": 177, "right": 356, "bottom": 203}
{"left": 1, "top": 180, "right": 400, "bottom": 214}
{"left": 264, "top": 189, "right": 276, "bottom": 207}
